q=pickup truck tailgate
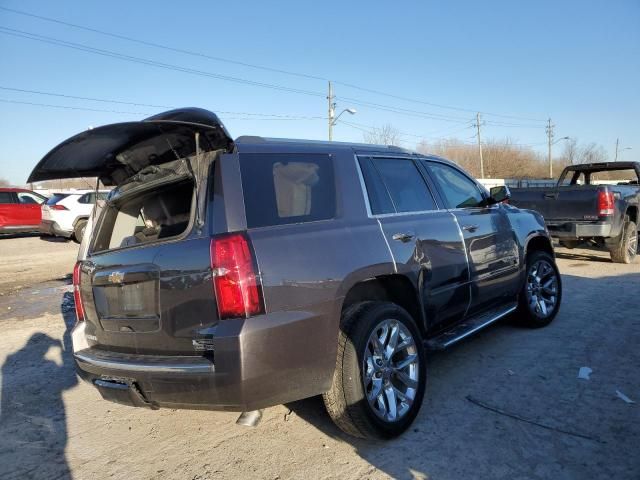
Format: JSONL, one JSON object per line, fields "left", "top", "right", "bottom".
{"left": 510, "top": 185, "right": 603, "bottom": 221}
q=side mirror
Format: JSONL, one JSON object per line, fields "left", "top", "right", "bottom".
{"left": 489, "top": 185, "right": 511, "bottom": 204}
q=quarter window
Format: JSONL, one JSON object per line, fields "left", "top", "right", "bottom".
{"left": 425, "top": 161, "right": 485, "bottom": 209}
{"left": 240, "top": 153, "right": 336, "bottom": 228}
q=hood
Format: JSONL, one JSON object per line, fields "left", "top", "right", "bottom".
{"left": 28, "top": 108, "right": 234, "bottom": 186}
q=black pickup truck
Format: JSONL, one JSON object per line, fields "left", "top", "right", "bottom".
{"left": 510, "top": 162, "right": 639, "bottom": 263}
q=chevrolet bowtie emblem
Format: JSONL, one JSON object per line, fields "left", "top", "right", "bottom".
{"left": 108, "top": 271, "right": 125, "bottom": 284}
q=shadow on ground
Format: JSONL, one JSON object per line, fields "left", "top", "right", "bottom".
{"left": 0, "top": 293, "right": 77, "bottom": 480}
{"left": 288, "top": 271, "right": 640, "bottom": 479}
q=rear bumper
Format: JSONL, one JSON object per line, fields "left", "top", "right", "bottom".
{"left": 546, "top": 221, "right": 613, "bottom": 239}
{"left": 40, "top": 220, "right": 72, "bottom": 238}
{"left": 72, "top": 305, "right": 338, "bottom": 411}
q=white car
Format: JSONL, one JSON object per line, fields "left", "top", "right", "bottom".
{"left": 40, "top": 190, "right": 109, "bottom": 243}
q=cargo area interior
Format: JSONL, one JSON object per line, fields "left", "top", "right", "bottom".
{"left": 92, "top": 178, "right": 195, "bottom": 252}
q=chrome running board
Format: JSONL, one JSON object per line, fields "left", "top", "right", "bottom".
{"left": 425, "top": 303, "right": 517, "bottom": 351}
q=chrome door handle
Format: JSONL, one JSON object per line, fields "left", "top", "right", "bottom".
{"left": 392, "top": 232, "right": 415, "bottom": 242}
{"left": 462, "top": 225, "right": 479, "bottom": 233}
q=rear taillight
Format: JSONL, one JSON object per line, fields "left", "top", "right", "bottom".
{"left": 210, "top": 233, "right": 264, "bottom": 319}
{"left": 50, "top": 204, "right": 68, "bottom": 211}
{"left": 72, "top": 261, "right": 85, "bottom": 322}
{"left": 597, "top": 191, "right": 615, "bottom": 216}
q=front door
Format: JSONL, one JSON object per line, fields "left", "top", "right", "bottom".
{"left": 421, "top": 160, "right": 519, "bottom": 315}
{"left": 15, "top": 191, "right": 45, "bottom": 227}
{"left": 357, "top": 155, "right": 470, "bottom": 330}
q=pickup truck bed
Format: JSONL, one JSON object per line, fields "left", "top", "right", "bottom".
{"left": 510, "top": 162, "right": 639, "bottom": 263}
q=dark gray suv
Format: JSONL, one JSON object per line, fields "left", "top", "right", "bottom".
{"left": 29, "top": 108, "right": 562, "bottom": 439}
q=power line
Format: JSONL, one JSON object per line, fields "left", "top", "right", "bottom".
{"left": 0, "top": 86, "right": 173, "bottom": 109}
{"left": 0, "top": 86, "right": 327, "bottom": 119}
{"left": 0, "top": 26, "right": 548, "bottom": 129}
{"left": 0, "top": 97, "right": 327, "bottom": 121}
{"left": 0, "top": 27, "right": 325, "bottom": 99}
{"left": 334, "top": 81, "right": 546, "bottom": 122}
{"left": 1, "top": 26, "right": 541, "bottom": 128}
{"left": 0, "top": 98, "right": 149, "bottom": 115}
{"left": 0, "top": 6, "right": 548, "bottom": 123}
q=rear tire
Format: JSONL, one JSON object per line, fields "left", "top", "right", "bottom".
{"left": 516, "top": 251, "right": 562, "bottom": 328}
{"left": 73, "top": 219, "right": 87, "bottom": 244}
{"left": 323, "top": 301, "right": 426, "bottom": 440}
{"left": 609, "top": 219, "right": 637, "bottom": 264}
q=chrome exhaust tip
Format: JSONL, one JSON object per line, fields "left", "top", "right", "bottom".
{"left": 236, "top": 410, "right": 263, "bottom": 427}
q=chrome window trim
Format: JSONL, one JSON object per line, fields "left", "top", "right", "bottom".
{"left": 353, "top": 153, "right": 442, "bottom": 219}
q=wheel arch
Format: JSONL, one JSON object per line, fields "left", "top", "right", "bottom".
{"left": 340, "top": 274, "right": 426, "bottom": 336}
{"left": 72, "top": 215, "right": 89, "bottom": 228}
{"left": 524, "top": 233, "right": 554, "bottom": 259}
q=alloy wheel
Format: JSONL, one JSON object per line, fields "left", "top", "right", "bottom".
{"left": 526, "top": 259, "right": 559, "bottom": 318}
{"left": 362, "top": 319, "right": 419, "bottom": 422}
{"left": 628, "top": 231, "right": 638, "bottom": 260}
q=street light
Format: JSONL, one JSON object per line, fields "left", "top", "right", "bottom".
{"left": 328, "top": 107, "right": 356, "bottom": 140}
{"left": 616, "top": 146, "right": 632, "bottom": 162}
{"left": 332, "top": 108, "right": 357, "bottom": 125}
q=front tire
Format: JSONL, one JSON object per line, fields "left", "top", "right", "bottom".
{"left": 323, "top": 301, "right": 426, "bottom": 440}
{"left": 73, "top": 219, "right": 87, "bottom": 244}
{"left": 517, "top": 251, "right": 562, "bottom": 328}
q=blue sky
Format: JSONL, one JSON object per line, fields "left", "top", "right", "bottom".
{"left": 0, "top": 0, "right": 638, "bottom": 184}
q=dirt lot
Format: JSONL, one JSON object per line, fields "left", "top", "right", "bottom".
{"left": 0, "top": 236, "right": 638, "bottom": 480}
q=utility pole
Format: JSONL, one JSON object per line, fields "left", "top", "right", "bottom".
{"left": 614, "top": 137, "right": 619, "bottom": 162}
{"left": 546, "top": 118, "right": 554, "bottom": 178}
{"left": 475, "top": 112, "right": 484, "bottom": 178}
{"left": 327, "top": 81, "right": 335, "bottom": 141}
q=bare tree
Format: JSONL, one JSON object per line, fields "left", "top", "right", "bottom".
{"left": 560, "top": 138, "right": 579, "bottom": 165}
{"left": 579, "top": 142, "right": 608, "bottom": 164}
{"left": 0, "top": 177, "right": 10, "bottom": 187}
{"left": 363, "top": 124, "right": 402, "bottom": 146}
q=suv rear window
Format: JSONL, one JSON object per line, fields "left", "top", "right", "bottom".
{"left": 239, "top": 153, "right": 336, "bottom": 228}
{"left": 92, "top": 180, "right": 194, "bottom": 252}
{"left": 46, "top": 194, "right": 69, "bottom": 205}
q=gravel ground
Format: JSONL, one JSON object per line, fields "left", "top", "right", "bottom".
{"left": 0, "top": 237, "right": 638, "bottom": 480}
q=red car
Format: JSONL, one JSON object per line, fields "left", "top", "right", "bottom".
{"left": 0, "top": 188, "right": 47, "bottom": 234}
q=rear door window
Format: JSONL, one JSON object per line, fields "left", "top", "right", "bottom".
{"left": 0, "top": 192, "right": 15, "bottom": 204}
{"left": 369, "top": 157, "right": 437, "bottom": 213}
{"left": 239, "top": 153, "right": 336, "bottom": 228}
{"left": 357, "top": 157, "right": 395, "bottom": 215}
{"left": 17, "top": 192, "right": 44, "bottom": 204}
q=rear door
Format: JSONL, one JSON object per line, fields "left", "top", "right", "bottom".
{"left": 358, "top": 155, "right": 470, "bottom": 330}
{"left": 421, "top": 160, "right": 519, "bottom": 315}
